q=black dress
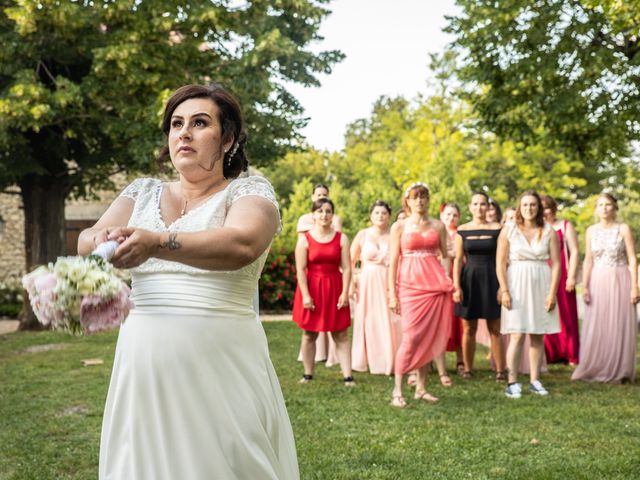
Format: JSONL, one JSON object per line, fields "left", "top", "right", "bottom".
{"left": 455, "top": 228, "right": 501, "bottom": 320}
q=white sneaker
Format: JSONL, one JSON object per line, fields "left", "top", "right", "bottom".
{"left": 504, "top": 383, "right": 522, "bottom": 399}
{"left": 529, "top": 380, "right": 549, "bottom": 396}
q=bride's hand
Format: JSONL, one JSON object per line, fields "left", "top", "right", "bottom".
{"left": 108, "top": 227, "right": 159, "bottom": 269}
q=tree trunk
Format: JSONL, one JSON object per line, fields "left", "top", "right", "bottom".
{"left": 18, "top": 174, "right": 68, "bottom": 330}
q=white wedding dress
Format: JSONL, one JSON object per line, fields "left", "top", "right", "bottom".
{"left": 99, "top": 176, "right": 299, "bottom": 479}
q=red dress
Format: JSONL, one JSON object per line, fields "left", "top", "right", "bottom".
{"left": 544, "top": 220, "right": 580, "bottom": 364}
{"left": 292, "top": 232, "right": 351, "bottom": 332}
{"left": 395, "top": 230, "right": 454, "bottom": 375}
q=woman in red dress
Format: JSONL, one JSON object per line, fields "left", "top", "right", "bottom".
{"left": 388, "top": 183, "right": 454, "bottom": 407}
{"left": 541, "top": 195, "right": 580, "bottom": 365}
{"left": 292, "top": 198, "right": 354, "bottom": 385}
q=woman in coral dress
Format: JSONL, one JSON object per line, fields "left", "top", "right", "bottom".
{"left": 572, "top": 193, "right": 638, "bottom": 383}
{"left": 388, "top": 183, "right": 454, "bottom": 407}
{"left": 350, "top": 200, "right": 401, "bottom": 375}
{"left": 292, "top": 198, "right": 354, "bottom": 385}
{"left": 541, "top": 195, "right": 580, "bottom": 365}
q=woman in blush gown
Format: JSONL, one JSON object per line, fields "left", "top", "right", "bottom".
{"left": 350, "top": 200, "right": 401, "bottom": 375}
{"left": 292, "top": 198, "right": 354, "bottom": 385}
{"left": 541, "top": 195, "right": 580, "bottom": 365}
{"left": 572, "top": 193, "right": 638, "bottom": 383}
{"left": 497, "top": 190, "right": 561, "bottom": 398}
{"left": 77, "top": 84, "right": 298, "bottom": 479}
{"left": 388, "top": 182, "right": 454, "bottom": 408}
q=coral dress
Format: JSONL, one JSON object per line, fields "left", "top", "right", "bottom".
{"left": 544, "top": 220, "right": 580, "bottom": 364}
{"left": 394, "top": 229, "right": 454, "bottom": 375}
{"left": 572, "top": 224, "right": 637, "bottom": 383}
{"left": 292, "top": 232, "right": 351, "bottom": 332}
{"left": 351, "top": 228, "right": 402, "bottom": 375}
{"left": 100, "top": 177, "right": 298, "bottom": 480}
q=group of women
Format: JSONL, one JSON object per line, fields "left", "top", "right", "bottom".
{"left": 291, "top": 183, "right": 639, "bottom": 407}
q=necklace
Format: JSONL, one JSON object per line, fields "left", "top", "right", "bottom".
{"left": 178, "top": 179, "right": 228, "bottom": 216}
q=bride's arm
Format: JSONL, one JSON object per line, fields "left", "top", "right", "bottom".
{"left": 107, "top": 195, "right": 279, "bottom": 271}
{"left": 77, "top": 197, "right": 134, "bottom": 256}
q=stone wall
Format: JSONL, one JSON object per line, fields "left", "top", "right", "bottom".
{"left": 0, "top": 187, "right": 26, "bottom": 287}
{"left": 0, "top": 173, "right": 131, "bottom": 285}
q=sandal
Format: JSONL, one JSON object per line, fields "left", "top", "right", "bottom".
{"left": 390, "top": 395, "right": 407, "bottom": 408}
{"left": 462, "top": 371, "right": 473, "bottom": 380}
{"left": 495, "top": 372, "right": 506, "bottom": 383}
{"left": 298, "top": 374, "right": 313, "bottom": 384}
{"left": 414, "top": 391, "right": 439, "bottom": 403}
{"left": 456, "top": 362, "right": 465, "bottom": 375}
{"left": 343, "top": 376, "right": 356, "bottom": 387}
{"left": 439, "top": 374, "right": 453, "bottom": 387}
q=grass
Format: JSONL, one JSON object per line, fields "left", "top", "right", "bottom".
{"left": 1, "top": 322, "right": 639, "bottom": 479}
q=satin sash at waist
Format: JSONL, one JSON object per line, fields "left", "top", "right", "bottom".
{"left": 402, "top": 251, "right": 439, "bottom": 258}
{"left": 306, "top": 264, "right": 340, "bottom": 274}
{"left": 131, "top": 272, "right": 256, "bottom": 314}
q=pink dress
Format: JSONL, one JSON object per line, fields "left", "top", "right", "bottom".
{"left": 544, "top": 220, "right": 580, "bottom": 364}
{"left": 351, "top": 229, "right": 402, "bottom": 375}
{"left": 394, "top": 230, "right": 454, "bottom": 375}
{"left": 572, "top": 224, "right": 637, "bottom": 383}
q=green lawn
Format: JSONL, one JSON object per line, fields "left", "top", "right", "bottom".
{"left": 1, "top": 322, "right": 638, "bottom": 479}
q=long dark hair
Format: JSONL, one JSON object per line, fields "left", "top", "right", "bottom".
{"left": 157, "top": 83, "right": 248, "bottom": 179}
{"left": 515, "top": 190, "right": 544, "bottom": 227}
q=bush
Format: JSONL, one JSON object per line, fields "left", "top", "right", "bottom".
{"left": 259, "top": 250, "right": 296, "bottom": 312}
{"left": 0, "top": 280, "right": 23, "bottom": 318}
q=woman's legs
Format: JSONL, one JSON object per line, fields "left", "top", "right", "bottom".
{"left": 434, "top": 353, "right": 453, "bottom": 386}
{"left": 300, "top": 331, "right": 319, "bottom": 377}
{"left": 486, "top": 318, "right": 506, "bottom": 376}
{"left": 461, "top": 319, "right": 478, "bottom": 375}
{"left": 528, "top": 334, "right": 545, "bottom": 383}
{"left": 415, "top": 363, "right": 438, "bottom": 401}
{"left": 506, "top": 333, "right": 526, "bottom": 383}
{"left": 331, "top": 329, "right": 353, "bottom": 379}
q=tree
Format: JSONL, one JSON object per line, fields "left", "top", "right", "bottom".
{"left": 446, "top": 0, "right": 640, "bottom": 192}
{"left": 0, "top": 0, "right": 342, "bottom": 328}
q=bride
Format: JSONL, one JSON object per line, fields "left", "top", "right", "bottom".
{"left": 78, "top": 84, "right": 299, "bottom": 479}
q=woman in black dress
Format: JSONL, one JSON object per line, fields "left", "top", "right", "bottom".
{"left": 452, "top": 192, "right": 505, "bottom": 381}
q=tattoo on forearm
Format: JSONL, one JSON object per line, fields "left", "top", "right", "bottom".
{"left": 160, "top": 233, "right": 181, "bottom": 251}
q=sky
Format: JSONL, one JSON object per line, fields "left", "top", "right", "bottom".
{"left": 286, "top": 0, "right": 460, "bottom": 152}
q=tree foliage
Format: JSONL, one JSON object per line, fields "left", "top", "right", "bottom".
{"left": 446, "top": 0, "right": 640, "bottom": 194}
{"left": 0, "top": 0, "right": 342, "bottom": 327}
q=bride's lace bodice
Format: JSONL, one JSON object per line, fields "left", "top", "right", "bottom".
{"left": 120, "top": 175, "right": 280, "bottom": 280}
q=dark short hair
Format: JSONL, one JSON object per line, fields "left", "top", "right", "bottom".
{"left": 370, "top": 200, "right": 392, "bottom": 215}
{"left": 313, "top": 183, "right": 330, "bottom": 195}
{"left": 311, "top": 197, "right": 334, "bottom": 213}
{"left": 157, "top": 83, "right": 248, "bottom": 179}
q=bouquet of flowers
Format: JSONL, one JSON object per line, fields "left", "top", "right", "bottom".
{"left": 22, "top": 241, "right": 133, "bottom": 335}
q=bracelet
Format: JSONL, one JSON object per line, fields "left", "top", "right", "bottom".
{"left": 501, "top": 291, "right": 510, "bottom": 296}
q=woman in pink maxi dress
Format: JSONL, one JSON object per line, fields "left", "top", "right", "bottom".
{"left": 350, "top": 201, "right": 401, "bottom": 375}
{"left": 572, "top": 193, "right": 638, "bottom": 383}
{"left": 388, "top": 183, "right": 454, "bottom": 407}
{"left": 541, "top": 195, "right": 580, "bottom": 365}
